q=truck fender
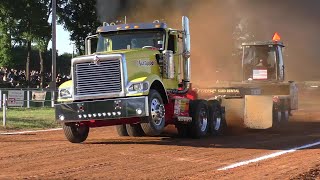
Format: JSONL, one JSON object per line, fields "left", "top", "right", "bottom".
{"left": 127, "top": 75, "right": 168, "bottom": 104}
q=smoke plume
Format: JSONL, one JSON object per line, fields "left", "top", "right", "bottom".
{"left": 96, "top": 0, "right": 320, "bottom": 84}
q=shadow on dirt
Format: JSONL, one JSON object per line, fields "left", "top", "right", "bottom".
{"left": 87, "top": 120, "right": 320, "bottom": 151}
{"left": 86, "top": 86, "right": 320, "bottom": 150}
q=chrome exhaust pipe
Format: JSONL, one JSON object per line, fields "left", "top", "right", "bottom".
{"left": 172, "top": 16, "right": 191, "bottom": 94}
{"left": 182, "top": 16, "right": 191, "bottom": 83}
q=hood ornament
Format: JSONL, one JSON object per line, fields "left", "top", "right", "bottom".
{"left": 93, "top": 55, "right": 101, "bottom": 65}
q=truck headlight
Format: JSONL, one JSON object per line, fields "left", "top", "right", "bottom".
{"left": 128, "top": 82, "right": 149, "bottom": 93}
{"left": 59, "top": 87, "right": 72, "bottom": 98}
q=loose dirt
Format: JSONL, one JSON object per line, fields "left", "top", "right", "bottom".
{"left": 0, "top": 88, "right": 319, "bottom": 179}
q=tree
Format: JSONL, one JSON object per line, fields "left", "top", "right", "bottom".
{"left": 58, "top": 0, "right": 100, "bottom": 55}
{"left": 0, "top": 0, "right": 15, "bottom": 67}
{"left": 34, "top": 0, "right": 52, "bottom": 88}
{"left": 13, "top": 0, "right": 52, "bottom": 86}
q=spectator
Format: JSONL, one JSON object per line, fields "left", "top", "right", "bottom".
{"left": 0, "top": 67, "right": 71, "bottom": 88}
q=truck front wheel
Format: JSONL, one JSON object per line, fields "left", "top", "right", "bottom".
{"left": 126, "top": 124, "right": 145, "bottom": 137}
{"left": 63, "top": 123, "right": 89, "bottom": 143}
{"left": 141, "top": 89, "right": 166, "bottom": 136}
{"left": 115, "top": 125, "right": 129, "bottom": 136}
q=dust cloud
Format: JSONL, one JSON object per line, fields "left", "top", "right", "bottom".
{"left": 96, "top": 0, "right": 320, "bottom": 85}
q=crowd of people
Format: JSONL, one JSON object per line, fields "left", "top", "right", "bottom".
{"left": 0, "top": 67, "right": 71, "bottom": 88}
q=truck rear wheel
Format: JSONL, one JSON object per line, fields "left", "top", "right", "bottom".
{"left": 189, "top": 100, "right": 209, "bottom": 138}
{"left": 281, "top": 110, "right": 289, "bottom": 125}
{"left": 272, "top": 108, "right": 282, "bottom": 129}
{"left": 176, "top": 124, "right": 190, "bottom": 138}
{"left": 126, "top": 124, "right": 145, "bottom": 137}
{"left": 141, "top": 89, "right": 165, "bottom": 136}
{"left": 281, "top": 99, "right": 290, "bottom": 126}
{"left": 208, "top": 100, "right": 226, "bottom": 136}
{"left": 115, "top": 125, "right": 129, "bottom": 136}
{"left": 63, "top": 123, "right": 89, "bottom": 143}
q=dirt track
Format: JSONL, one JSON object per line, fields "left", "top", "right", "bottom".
{"left": 0, "top": 89, "right": 319, "bottom": 179}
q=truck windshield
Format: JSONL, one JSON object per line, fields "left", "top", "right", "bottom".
{"left": 96, "top": 30, "right": 165, "bottom": 52}
{"left": 243, "top": 45, "right": 277, "bottom": 81}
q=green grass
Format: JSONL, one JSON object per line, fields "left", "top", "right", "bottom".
{"left": 0, "top": 107, "right": 61, "bottom": 131}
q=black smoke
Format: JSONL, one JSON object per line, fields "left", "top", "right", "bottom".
{"left": 96, "top": 0, "right": 320, "bottom": 82}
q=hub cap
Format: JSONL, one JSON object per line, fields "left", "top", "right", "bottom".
{"left": 151, "top": 98, "right": 165, "bottom": 126}
{"left": 213, "top": 117, "right": 222, "bottom": 131}
{"left": 199, "top": 108, "right": 208, "bottom": 132}
{"left": 75, "top": 123, "right": 86, "bottom": 134}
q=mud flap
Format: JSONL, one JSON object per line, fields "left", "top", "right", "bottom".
{"left": 244, "top": 95, "right": 273, "bottom": 129}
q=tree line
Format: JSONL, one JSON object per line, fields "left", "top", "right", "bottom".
{"left": 0, "top": 0, "right": 100, "bottom": 87}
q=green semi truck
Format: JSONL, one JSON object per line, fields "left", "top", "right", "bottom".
{"left": 55, "top": 17, "right": 298, "bottom": 143}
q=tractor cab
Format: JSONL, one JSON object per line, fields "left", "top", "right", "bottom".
{"left": 242, "top": 33, "right": 285, "bottom": 83}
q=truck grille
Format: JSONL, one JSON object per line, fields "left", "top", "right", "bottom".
{"left": 75, "top": 60, "right": 122, "bottom": 96}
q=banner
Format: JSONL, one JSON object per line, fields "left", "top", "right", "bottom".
{"left": 32, "top": 91, "right": 47, "bottom": 102}
{"left": 8, "top": 90, "right": 24, "bottom": 107}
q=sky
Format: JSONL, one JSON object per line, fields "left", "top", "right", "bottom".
{"left": 47, "top": 24, "right": 73, "bottom": 55}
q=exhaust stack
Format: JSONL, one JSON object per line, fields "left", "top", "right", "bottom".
{"left": 169, "top": 16, "right": 191, "bottom": 94}
{"left": 182, "top": 16, "right": 191, "bottom": 83}
{"left": 172, "top": 16, "right": 191, "bottom": 94}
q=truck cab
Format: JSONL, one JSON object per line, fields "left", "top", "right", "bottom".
{"left": 242, "top": 39, "right": 285, "bottom": 82}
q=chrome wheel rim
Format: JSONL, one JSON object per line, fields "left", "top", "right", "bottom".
{"left": 214, "top": 117, "right": 221, "bottom": 131}
{"left": 150, "top": 98, "right": 165, "bottom": 126}
{"left": 199, "top": 108, "right": 208, "bottom": 132}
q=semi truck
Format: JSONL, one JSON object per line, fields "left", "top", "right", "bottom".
{"left": 55, "top": 17, "right": 297, "bottom": 143}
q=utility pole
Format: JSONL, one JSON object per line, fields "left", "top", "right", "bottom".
{"left": 51, "top": 0, "right": 57, "bottom": 107}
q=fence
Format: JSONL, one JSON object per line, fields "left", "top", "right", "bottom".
{"left": 0, "top": 88, "right": 57, "bottom": 109}
{"left": 0, "top": 88, "right": 57, "bottom": 128}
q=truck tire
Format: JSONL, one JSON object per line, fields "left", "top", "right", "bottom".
{"left": 281, "top": 110, "right": 289, "bottom": 125}
{"left": 280, "top": 99, "right": 290, "bottom": 125}
{"left": 272, "top": 108, "right": 281, "bottom": 129}
{"left": 126, "top": 124, "right": 145, "bottom": 137}
{"left": 189, "top": 100, "right": 209, "bottom": 138}
{"left": 208, "top": 100, "right": 226, "bottom": 136}
{"left": 176, "top": 124, "right": 190, "bottom": 138}
{"left": 63, "top": 123, "right": 89, "bottom": 143}
{"left": 140, "top": 89, "right": 165, "bottom": 136}
{"left": 115, "top": 124, "right": 129, "bottom": 136}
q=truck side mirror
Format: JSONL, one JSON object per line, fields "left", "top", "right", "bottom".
{"left": 85, "top": 35, "right": 98, "bottom": 55}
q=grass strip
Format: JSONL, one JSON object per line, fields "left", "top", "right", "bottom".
{"left": 0, "top": 107, "right": 60, "bottom": 131}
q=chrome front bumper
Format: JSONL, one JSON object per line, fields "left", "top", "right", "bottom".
{"left": 55, "top": 96, "right": 148, "bottom": 123}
